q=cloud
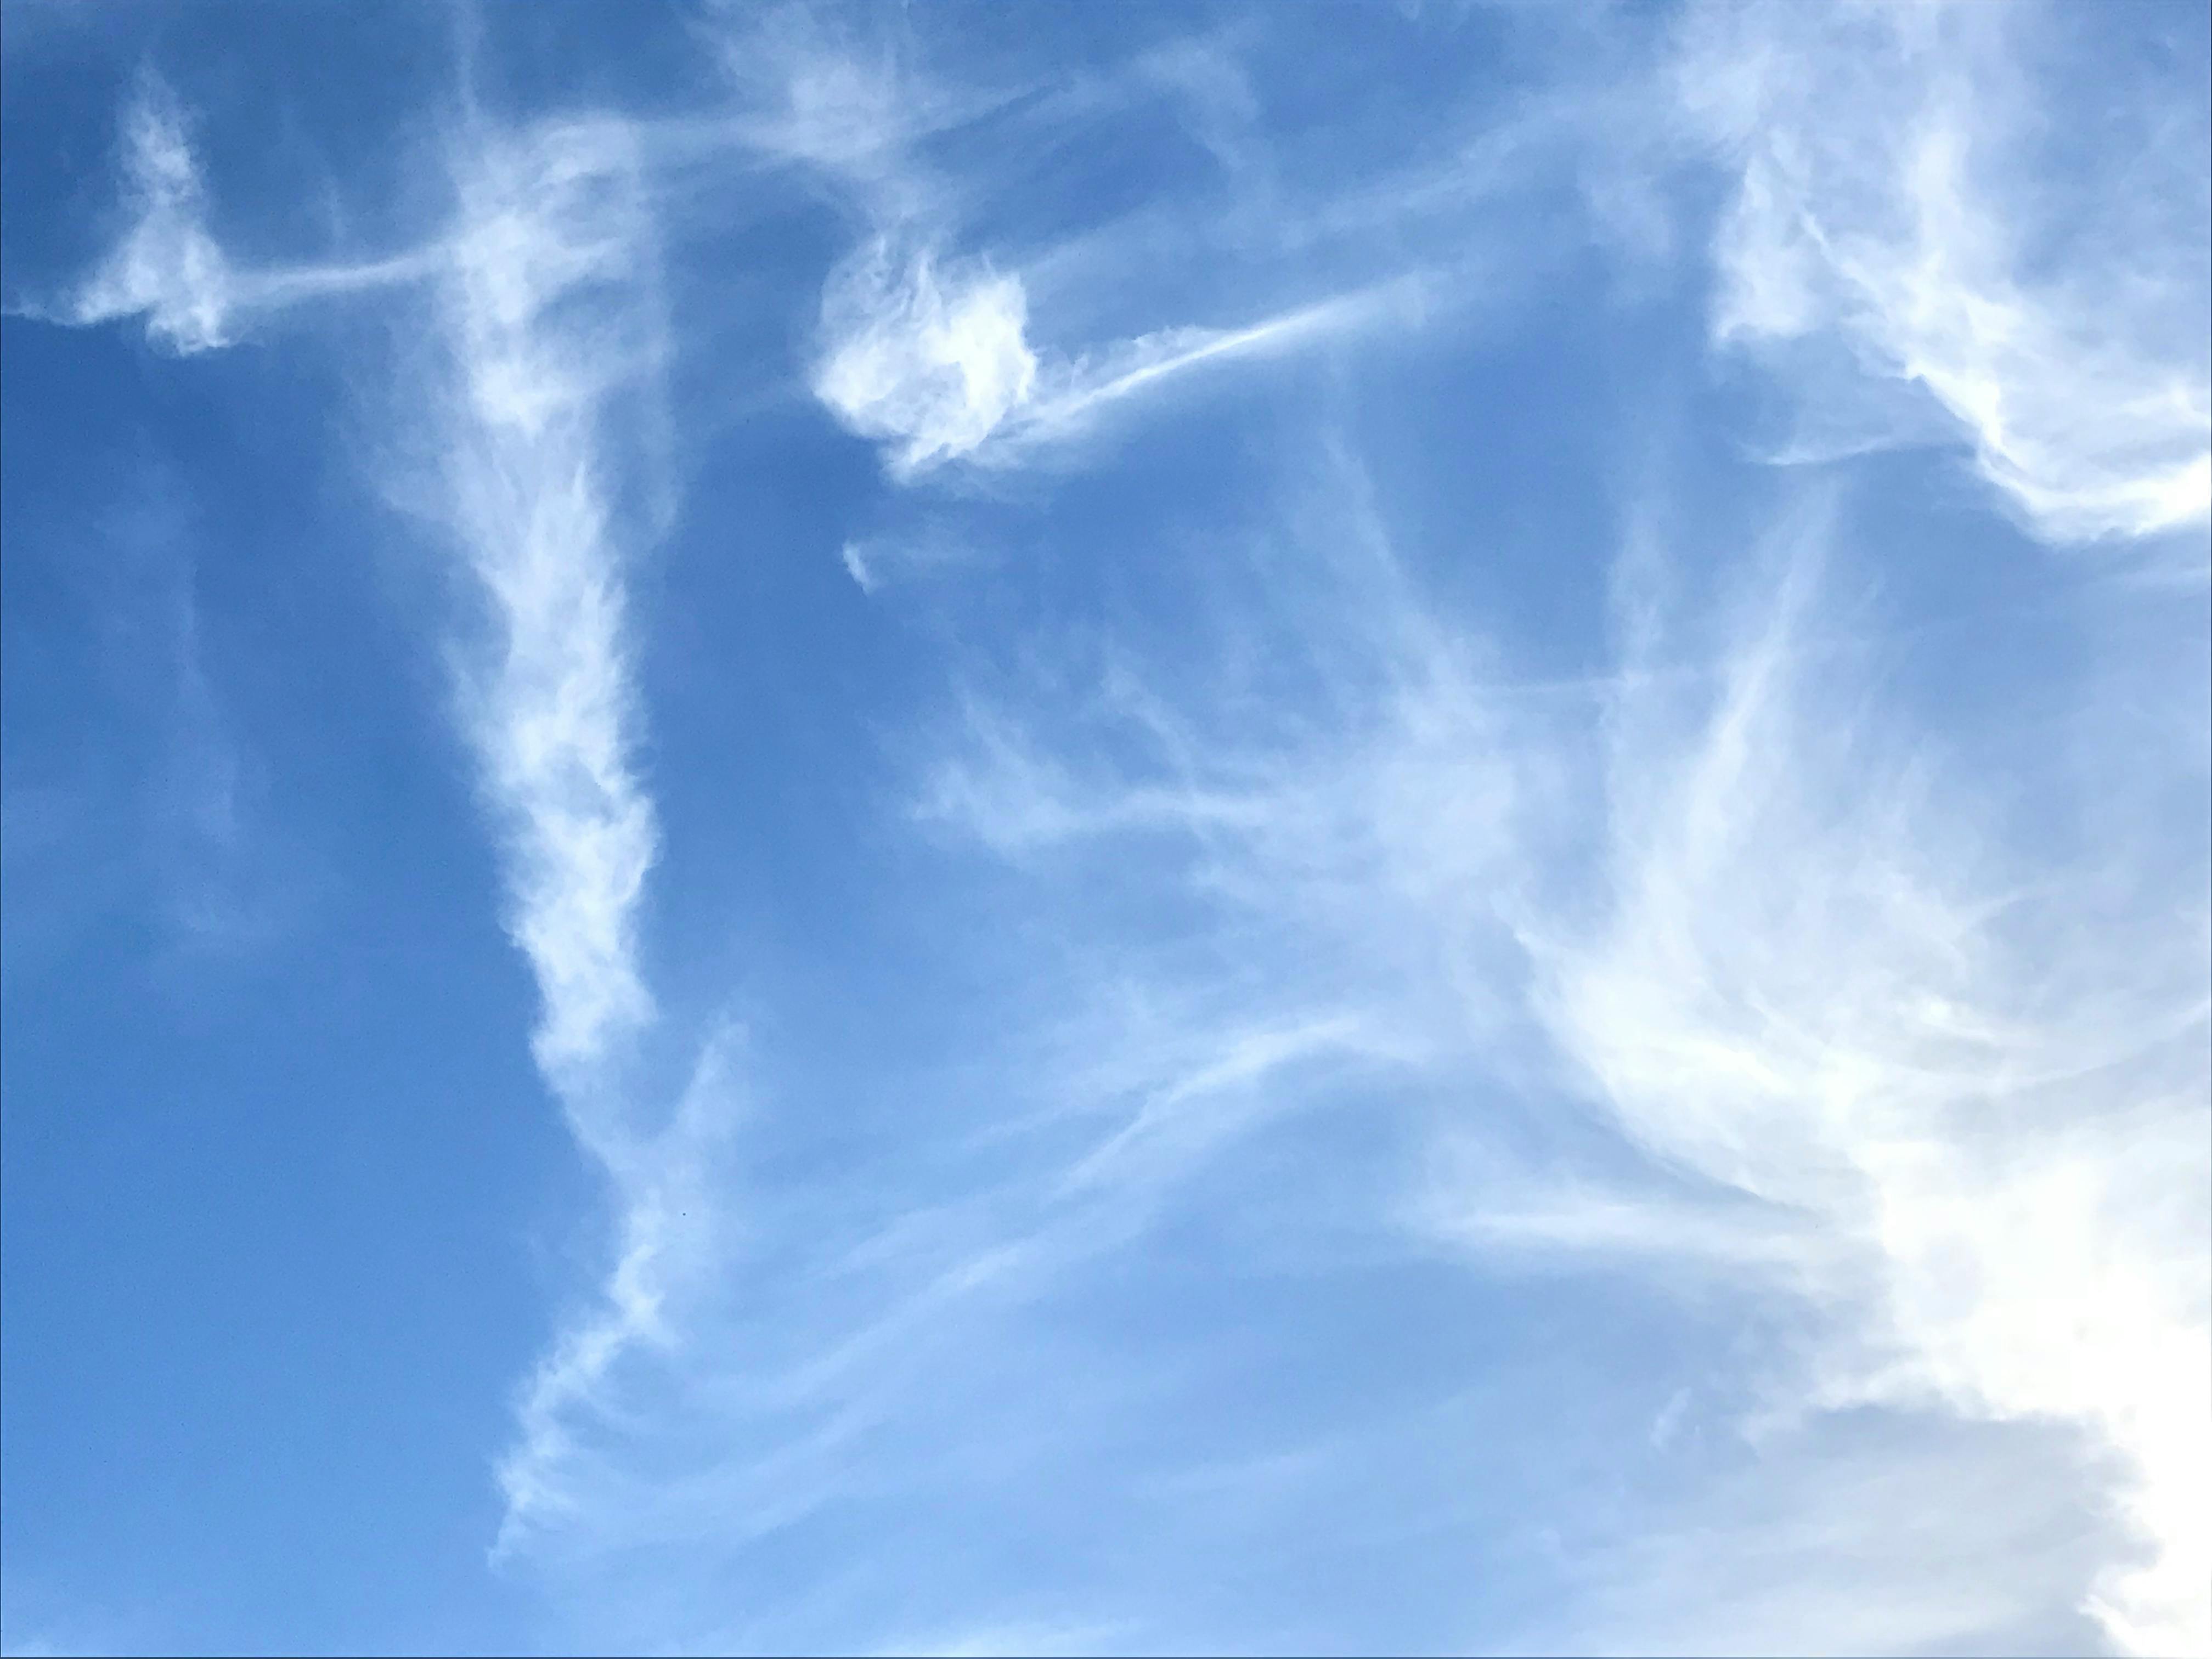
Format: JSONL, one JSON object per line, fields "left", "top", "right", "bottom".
{"left": 700, "top": 14, "right": 1005, "bottom": 221}
{"left": 813, "top": 238, "right": 1039, "bottom": 477}
{"left": 66, "top": 72, "right": 235, "bottom": 353}
{"left": 1507, "top": 500, "right": 2210, "bottom": 1654}
{"left": 48, "top": 73, "right": 448, "bottom": 354}
{"left": 914, "top": 450, "right": 1527, "bottom": 969}
{"left": 25, "top": 24, "right": 2204, "bottom": 1655}
{"left": 812, "top": 233, "right": 1416, "bottom": 479}
{"left": 414, "top": 111, "right": 758, "bottom": 1556}
{"left": 838, "top": 538, "right": 878, "bottom": 593}
{"left": 838, "top": 520, "right": 994, "bottom": 594}
{"left": 49, "top": 77, "right": 734, "bottom": 1565}
{"left": 1014, "top": 286, "right": 1412, "bottom": 447}
{"left": 1679, "top": 0, "right": 2211, "bottom": 545}
{"left": 1547, "top": 1410, "right": 2121, "bottom": 1657}
{"left": 453, "top": 460, "right": 1541, "bottom": 1641}
{"left": 919, "top": 451, "right": 2207, "bottom": 1654}
{"left": 495, "top": 1022, "right": 748, "bottom": 1556}
{"left": 431, "top": 115, "right": 669, "bottom": 1091}
{"left": 4, "top": 461, "right": 299, "bottom": 975}
{"left": 142, "top": 556, "right": 297, "bottom": 961}
{"left": 772, "top": 33, "right": 1436, "bottom": 486}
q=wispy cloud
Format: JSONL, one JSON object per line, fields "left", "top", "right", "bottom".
{"left": 838, "top": 518, "right": 995, "bottom": 594}
{"left": 1546, "top": 1410, "right": 2121, "bottom": 1657}
{"left": 64, "top": 71, "right": 234, "bottom": 353}
{"left": 24, "top": 17, "right": 2204, "bottom": 1655}
{"left": 51, "top": 79, "right": 736, "bottom": 1566}
{"left": 1505, "top": 499, "right": 2210, "bottom": 1654}
{"left": 430, "top": 114, "right": 667, "bottom": 1092}
{"left": 411, "top": 109, "right": 757, "bottom": 1557}
{"left": 746, "top": 25, "right": 1441, "bottom": 486}
{"left": 142, "top": 556, "right": 292, "bottom": 960}
{"left": 921, "top": 454, "right": 2208, "bottom": 1653}
{"left": 812, "top": 235, "right": 1424, "bottom": 481}
{"left": 1679, "top": 0, "right": 2211, "bottom": 545}
{"left": 2, "top": 463, "right": 299, "bottom": 972}
{"left": 813, "top": 238, "right": 1038, "bottom": 477}
{"left": 51, "top": 73, "right": 443, "bottom": 355}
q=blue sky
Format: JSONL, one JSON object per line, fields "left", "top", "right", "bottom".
{"left": 2, "top": 3, "right": 2207, "bottom": 1655}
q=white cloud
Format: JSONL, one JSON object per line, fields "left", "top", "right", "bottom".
{"left": 495, "top": 1021, "right": 748, "bottom": 1555}
{"left": 1547, "top": 1411, "right": 2121, "bottom": 1657}
{"left": 915, "top": 456, "right": 1527, "bottom": 978}
{"left": 838, "top": 539, "right": 878, "bottom": 593}
{"left": 921, "top": 457, "right": 2208, "bottom": 1654}
{"left": 813, "top": 238, "right": 1039, "bottom": 478}
{"left": 774, "top": 33, "right": 1430, "bottom": 488}
{"left": 31, "top": 30, "right": 2205, "bottom": 1654}
{"left": 54, "top": 75, "right": 452, "bottom": 353}
{"left": 812, "top": 235, "right": 1417, "bottom": 481}
{"left": 1014, "top": 285, "right": 1414, "bottom": 448}
{"left": 838, "top": 521, "right": 994, "bottom": 594}
{"left": 55, "top": 80, "right": 738, "bottom": 1564}
{"left": 1511, "top": 501, "right": 2210, "bottom": 1654}
{"left": 428, "top": 116, "right": 670, "bottom": 1097}
{"left": 1680, "top": 0, "right": 2211, "bottom": 545}
{"left": 411, "top": 115, "right": 766, "bottom": 1558}
{"left": 67, "top": 74, "right": 235, "bottom": 353}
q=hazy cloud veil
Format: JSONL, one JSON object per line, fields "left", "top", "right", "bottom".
{"left": 2, "top": 3, "right": 2204, "bottom": 1656}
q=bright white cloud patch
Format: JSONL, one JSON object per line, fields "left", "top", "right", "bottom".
{"left": 1682, "top": 0, "right": 2212, "bottom": 545}
{"left": 1524, "top": 518, "right": 2211, "bottom": 1655}
{"left": 923, "top": 465, "right": 2209, "bottom": 1654}
{"left": 814, "top": 239, "right": 1039, "bottom": 477}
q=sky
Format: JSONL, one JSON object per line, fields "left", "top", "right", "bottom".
{"left": 0, "top": 2, "right": 2206, "bottom": 1656}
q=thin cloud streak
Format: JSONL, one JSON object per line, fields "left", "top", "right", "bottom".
{"left": 1007, "top": 283, "right": 1418, "bottom": 450}
{"left": 765, "top": 32, "right": 1430, "bottom": 486}
{"left": 431, "top": 114, "right": 664, "bottom": 1095}
{"left": 812, "top": 237, "right": 1419, "bottom": 479}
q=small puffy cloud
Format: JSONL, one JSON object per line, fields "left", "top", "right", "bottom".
{"left": 812, "top": 239, "right": 1039, "bottom": 479}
